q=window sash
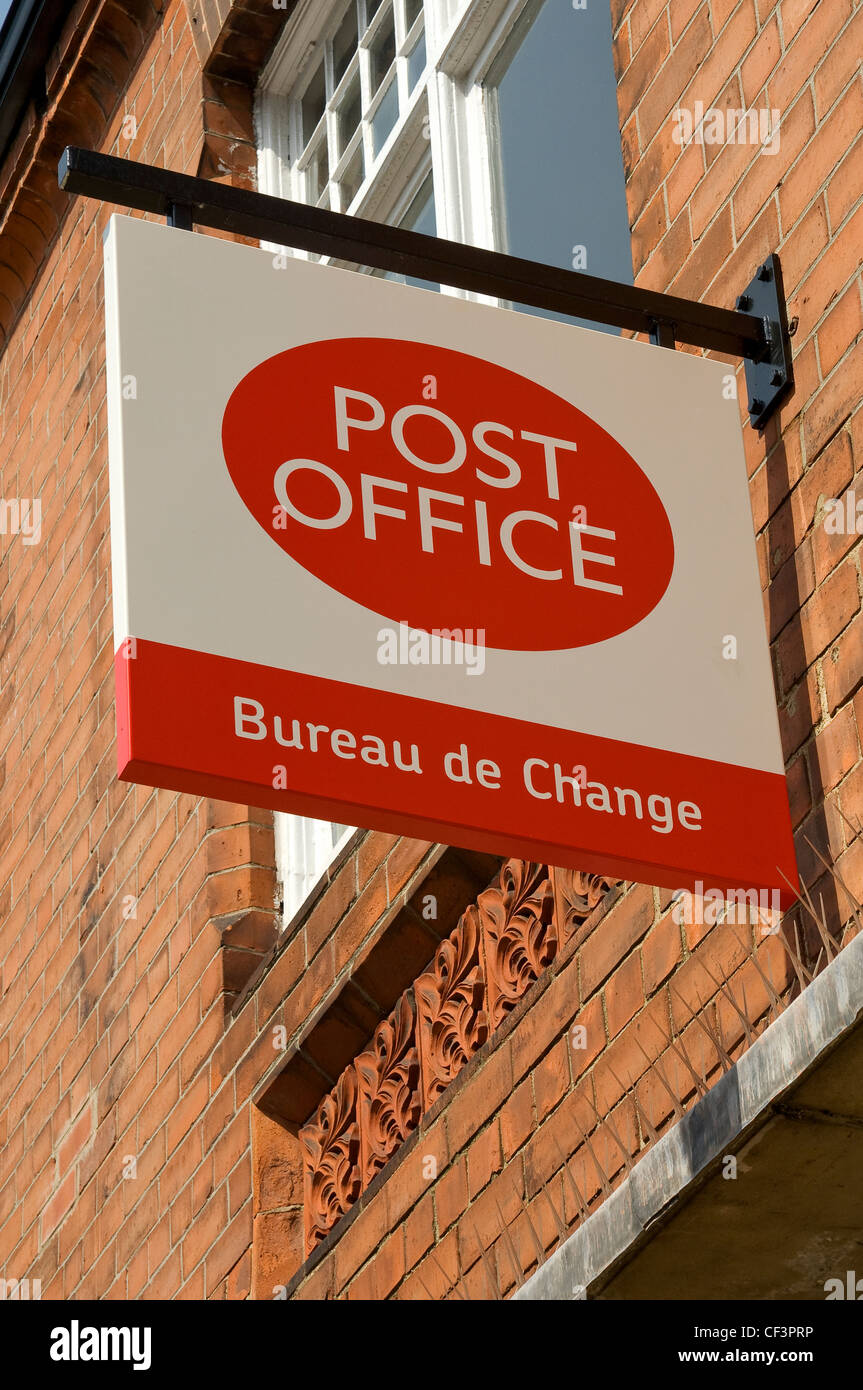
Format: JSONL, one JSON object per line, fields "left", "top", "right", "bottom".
{"left": 276, "top": 815, "right": 352, "bottom": 923}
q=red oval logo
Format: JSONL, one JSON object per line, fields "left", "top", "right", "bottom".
{"left": 222, "top": 338, "right": 674, "bottom": 651}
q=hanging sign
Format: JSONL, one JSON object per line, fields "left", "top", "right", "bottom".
{"left": 104, "top": 214, "right": 797, "bottom": 900}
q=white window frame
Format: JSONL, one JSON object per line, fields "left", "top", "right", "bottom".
{"left": 256, "top": 0, "right": 542, "bottom": 262}
{"left": 257, "top": 0, "right": 619, "bottom": 923}
{"left": 275, "top": 815, "right": 355, "bottom": 925}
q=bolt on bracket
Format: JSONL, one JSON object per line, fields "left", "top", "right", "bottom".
{"left": 737, "top": 254, "right": 794, "bottom": 431}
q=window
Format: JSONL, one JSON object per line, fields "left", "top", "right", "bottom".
{"left": 258, "top": 0, "right": 431, "bottom": 225}
{"left": 485, "top": 0, "right": 632, "bottom": 327}
{"left": 258, "top": 0, "right": 631, "bottom": 286}
{"left": 379, "top": 167, "right": 438, "bottom": 286}
{"left": 276, "top": 815, "right": 353, "bottom": 922}
{"left": 257, "top": 0, "right": 632, "bottom": 919}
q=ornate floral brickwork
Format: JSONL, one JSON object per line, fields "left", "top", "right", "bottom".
{"left": 552, "top": 868, "right": 620, "bottom": 942}
{"left": 300, "top": 1069, "right": 362, "bottom": 1254}
{"left": 298, "top": 857, "right": 614, "bottom": 1254}
{"left": 355, "top": 992, "right": 422, "bottom": 1187}
{"left": 478, "top": 861, "right": 556, "bottom": 1028}
{"left": 415, "top": 906, "right": 490, "bottom": 1107}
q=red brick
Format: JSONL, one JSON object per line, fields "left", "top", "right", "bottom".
{"left": 434, "top": 1157, "right": 469, "bottom": 1234}
{"left": 499, "top": 1079, "right": 534, "bottom": 1160}
{"left": 368, "top": 1229, "right": 406, "bottom": 1300}
{"left": 333, "top": 1196, "right": 389, "bottom": 1291}
{"left": 786, "top": 754, "right": 812, "bottom": 828}
{"left": 531, "top": 1036, "right": 572, "bottom": 1122}
{"left": 466, "top": 1120, "right": 503, "bottom": 1199}
{"left": 818, "top": 286, "right": 863, "bottom": 381}
{"left": 812, "top": 705, "right": 860, "bottom": 796}
{"left": 604, "top": 951, "right": 645, "bottom": 1040}
{"left": 824, "top": 611, "right": 863, "bottom": 714}
{"left": 569, "top": 993, "right": 606, "bottom": 1079}
{"left": 579, "top": 886, "right": 655, "bottom": 1000}
{"left": 40, "top": 1172, "right": 76, "bottom": 1241}
{"left": 799, "top": 560, "right": 860, "bottom": 664}
{"left": 780, "top": 84, "right": 863, "bottom": 232}
{"left": 443, "top": 1041, "right": 513, "bottom": 1150}
{"left": 642, "top": 914, "right": 684, "bottom": 995}
{"left": 805, "top": 341, "right": 863, "bottom": 462}
{"left": 404, "top": 1191, "right": 434, "bottom": 1270}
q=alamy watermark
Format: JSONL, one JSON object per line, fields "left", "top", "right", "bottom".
{"left": 377, "top": 621, "right": 486, "bottom": 675}
{"left": 50, "top": 1321, "right": 151, "bottom": 1370}
{"left": 822, "top": 489, "right": 863, "bottom": 534}
{"left": 1, "top": 1276, "right": 41, "bottom": 1299}
{"left": 672, "top": 102, "right": 781, "bottom": 155}
{"left": 672, "top": 881, "right": 781, "bottom": 933}
{"left": 0, "top": 497, "right": 41, "bottom": 545}
{"left": 824, "top": 1271, "right": 863, "bottom": 1299}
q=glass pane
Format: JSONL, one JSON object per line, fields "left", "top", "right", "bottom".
{"left": 405, "top": 0, "right": 422, "bottom": 29}
{"left": 332, "top": 4, "right": 358, "bottom": 87}
{"left": 407, "top": 29, "right": 425, "bottom": 90}
{"left": 403, "top": 173, "right": 435, "bottom": 235}
{"left": 490, "top": 0, "right": 632, "bottom": 332}
{"left": 371, "top": 73, "right": 399, "bottom": 156}
{"left": 383, "top": 172, "right": 437, "bottom": 289}
{"left": 364, "top": 0, "right": 383, "bottom": 27}
{"left": 369, "top": 5, "right": 396, "bottom": 94}
{"left": 339, "top": 142, "right": 364, "bottom": 208}
{"left": 304, "top": 137, "right": 329, "bottom": 201}
{"left": 336, "top": 71, "right": 362, "bottom": 155}
{"left": 301, "top": 63, "right": 326, "bottom": 147}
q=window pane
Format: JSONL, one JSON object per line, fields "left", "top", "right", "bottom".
{"left": 277, "top": 816, "right": 353, "bottom": 922}
{"left": 371, "top": 73, "right": 399, "bottom": 155}
{"left": 383, "top": 172, "right": 438, "bottom": 289}
{"left": 364, "top": 0, "right": 383, "bottom": 28}
{"left": 332, "top": 4, "right": 359, "bottom": 87}
{"left": 301, "top": 62, "right": 326, "bottom": 147}
{"left": 340, "top": 142, "right": 364, "bottom": 207}
{"left": 407, "top": 28, "right": 426, "bottom": 90}
{"left": 369, "top": 5, "right": 396, "bottom": 95}
{"left": 405, "top": 0, "right": 422, "bottom": 29}
{"left": 336, "top": 70, "right": 362, "bottom": 155}
{"left": 490, "top": 0, "right": 632, "bottom": 331}
{"left": 304, "top": 137, "right": 329, "bottom": 201}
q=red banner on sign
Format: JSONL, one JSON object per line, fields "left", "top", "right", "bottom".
{"left": 116, "top": 640, "right": 798, "bottom": 905}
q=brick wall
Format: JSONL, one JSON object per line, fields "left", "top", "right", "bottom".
{"left": 0, "top": 0, "right": 861, "bottom": 1302}
{"left": 0, "top": 0, "right": 284, "bottom": 1299}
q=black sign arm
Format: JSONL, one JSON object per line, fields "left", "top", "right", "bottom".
{"left": 57, "top": 146, "right": 793, "bottom": 430}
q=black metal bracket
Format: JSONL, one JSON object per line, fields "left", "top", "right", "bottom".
{"left": 737, "top": 254, "right": 794, "bottom": 431}
{"left": 58, "top": 146, "right": 794, "bottom": 429}
{"left": 648, "top": 317, "right": 677, "bottom": 350}
{"left": 167, "top": 201, "right": 193, "bottom": 231}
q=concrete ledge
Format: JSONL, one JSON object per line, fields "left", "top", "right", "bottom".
{"left": 514, "top": 931, "right": 863, "bottom": 1300}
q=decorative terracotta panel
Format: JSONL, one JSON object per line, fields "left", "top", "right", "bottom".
{"left": 552, "top": 868, "right": 620, "bottom": 941}
{"left": 300, "top": 1068, "right": 362, "bottom": 1255}
{"left": 478, "top": 860, "right": 556, "bottom": 1029}
{"left": 415, "top": 904, "right": 489, "bottom": 1108}
{"left": 299, "top": 859, "right": 616, "bottom": 1253}
{"left": 355, "top": 992, "right": 422, "bottom": 1187}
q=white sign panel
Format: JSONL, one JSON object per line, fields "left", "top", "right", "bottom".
{"left": 104, "top": 214, "right": 797, "bottom": 899}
